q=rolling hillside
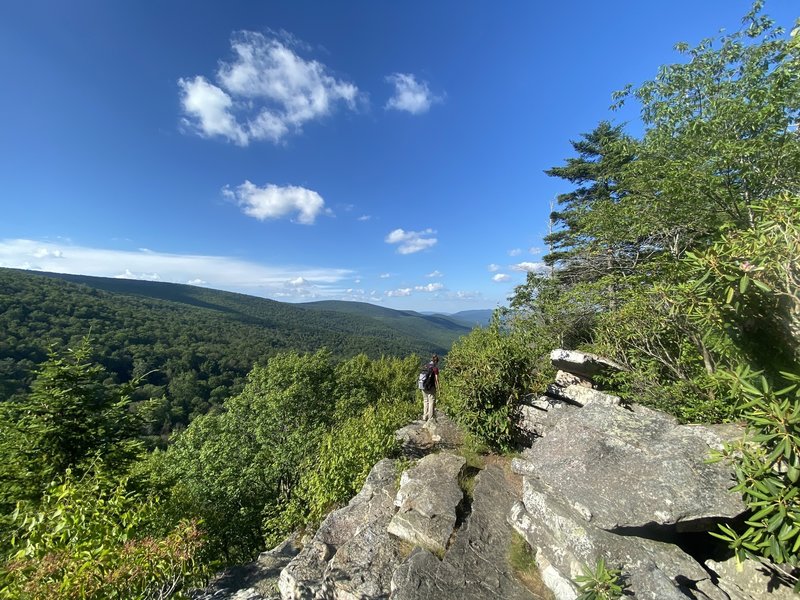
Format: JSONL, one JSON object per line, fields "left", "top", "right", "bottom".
{"left": 0, "top": 268, "right": 470, "bottom": 428}
{"left": 299, "top": 300, "right": 473, "bottom": 350}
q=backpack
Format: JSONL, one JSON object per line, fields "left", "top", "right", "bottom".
{"left": 417, "top": 362, "right": 435, "bottom": 391}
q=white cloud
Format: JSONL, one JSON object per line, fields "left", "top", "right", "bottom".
{"left": 508, "top": 248, "right": 522, "bottom": 257}
{"left": 487, "top": 263, "right": 500, "bottom": 272}
{"left": 415, "top": 283, "right": 444, "bottom": 292}
{"left": 387, "top": 287, "right": 412, "bottom": 297}
{"left": 511, "top": 261, "right": 547, "bottom": 273}
{"left": 379, "top": 273, "right": 391, "bottom": 279}
{"left": 179, "top": 31, "right": 360, "bottom": 145}
{"left": 224, "top": 180, "right": 326, "bottom": 224}
{"left": 32, "top": 247, "right": 64, "bottom": 259}
{"left": 454, "top": 290, "right": 481, "bottom": 300}
{"left": 115, "top": 269, "right": 160, "bottom": 281}
{"left": 0, "top": 239, "right": 354, "bottom": 301}
{"left": 492, "top": 273, "right": 511, "bottom": 282}
{"left": 178, "top": 76, "right": 250, "bottom": 145}
{"left": 357, "top": 215, "right": 371, "bottom": 222}
{"left": 385, "top": 73, "right": 442, "bottom": 115}
{"left": 426, "top": 270, "right": 443, "bottom": 278}
{"left": 529, "top": 246, "right": 542, "bottom": 255}
{"left": 288, "top": 276, "right": 307, "bottom": 286}
{"left": 385, "top": 228, "right": 437, "bottom": 254}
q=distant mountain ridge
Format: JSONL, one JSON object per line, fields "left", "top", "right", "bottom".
{"left": 299, "top": 300, "right": 475, "bottom": 350}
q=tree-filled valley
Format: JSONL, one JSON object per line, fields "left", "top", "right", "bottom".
{"left": 0, "top": 268, "right": 471, "bottom": 436}
{"left": 1, "top": 5, "right": 798, "bottom": 598}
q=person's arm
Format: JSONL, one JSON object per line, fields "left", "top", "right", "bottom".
{"left": 434, "top": 369, "right": 440, "bottom": 391}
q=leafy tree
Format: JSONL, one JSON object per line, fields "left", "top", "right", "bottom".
{"left": 263, "top": 399, "right": 416, "bottom": 544}
{"left": 0, "top": 338, "right": 146, "bottom": 516}
{"left": 615, "top": 2, "right": 800, "bottom": 245}
{"left": 142, "top": 349, "right": 419, "bottom": 564}
{"left": 544, "top": 121, "right": 636, "bottom": 283}
{"left": 509, "top": 6, "right": 800, "bottom": 424}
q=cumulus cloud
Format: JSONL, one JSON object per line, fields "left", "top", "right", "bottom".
{"left": 415, "top": 283, "right": 444, "bottom": 292}
{"left": 385, "top": 228, "right": 437, "bottom": 254}
{"left": 288, "top": 276, "right": 307, "bottom": 286}
{"left": 224, "top": 180, "right": 326, "bottom": 224}
{"left": 179, "top": 31, "right": 360, "bottom": 145}
{"left": 387, "top": 287, "right": 412, "bottom": 297}
{"left": 492, "top": 273, "right": 511, "bottom": 282}
{"left": 385, "top": 73, "right": 442, "bottom": 114}
{"left": 511, "top": 261, "right": 547, "bottom": 273}
{"left": 426, "top": 270, "right": 443, "bottom": 278}
{"left": 178, "top": 76, "right": 249, "bottom": 145}
{"left": 0, "top": 239, "right": 354, "bottom": 300}
{"left": 115, "top": 269, "right": 160, "bottom": 281}
{"left": 487, "top": 263, "right": 500, "bottom": 272}
{"left": 32, "top": 247, "right": 64, "bottom": 259}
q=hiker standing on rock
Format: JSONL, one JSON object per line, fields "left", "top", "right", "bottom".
{"left": 419, "top": 354, "right": 439, "bottom": 421}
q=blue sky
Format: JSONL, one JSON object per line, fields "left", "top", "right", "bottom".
{"left": 1, "top": 1, "right": 797, "bottom": 313}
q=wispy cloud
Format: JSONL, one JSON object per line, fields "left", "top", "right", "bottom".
{"left": 511, "top": 261, "right": 546, "bottom": 273}
{"left": 492, "top": 273, "right": 511, "bottom": 282}
{"left": 179, "top": 31, "right": 360, "bottom": 145}
{"left": 385, "top": 73, "right": 442, "bottom": 115}
{"left": 529, "top": 246, "right": 542, "bottom": 255}
{"left": 223, "top": 180, "right": 327, "bottom": 224}
{"left": 426, "top": 270, "right": 443, "bottom": 278}
{"left": 508, "top": 248, "right": 522, "bottom": 257}
{"left": 387, "top": 287, "right": 412, "bottom": 297}
{"left": 487, "top": 263, "right": 500, "bottom": 272}
{"left": 379, "top": 273, "right": 391, "bottom": 279}
{"left": 357, "top": 215, "right": 372, "bottom": 222}
{"left": 385, "top": 228, "right": 437, "bottom": 254}
{"left": 0, "top": 239, "right": 353, "bottom": 300}
{"left": 415, "top": 283, "right": 444, "bottom": 292}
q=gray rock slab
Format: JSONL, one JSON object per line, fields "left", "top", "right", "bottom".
{"left": 392, "top": 465, "right": 537, "bottom": 600}
{"left": 394, "top": 411, "right": 462, "bottom": 457}
{"left": 190, "top": 538, "right": 298, "bottom": 600}
{"left": 706, "top": 556, "right": 798, "bottom": 600}
{"left": 545, "top": 384, "right": 622, "bottom": 407}
{"left": 517, "top": 398, "right": 579, "bottom": 442}
{"left": 422, "top": 412, "right": 463, "bottom": 449}
{"left": 554, "top": 370, "right": 593, "bottom": 389}
{"left": 510, "top": 479, "right": 721, "bottom": 600}
{"left": 519, "top": 401, "right": 744, "bottom": 531}
{"left": 279, "top": 458, "right": 400, "bottom": 600}
{"left": 388, "top": 452, "right": 466, "bottom": 555}
{"left": 550, "top": 349, "right": 624, "bottom": 379}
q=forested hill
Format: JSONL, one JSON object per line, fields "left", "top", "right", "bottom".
{"left": 0, "top": 268, "right": 469, "bottom": 429}
{"left": 298, "top": 300, "right": 476, "bottom": 349}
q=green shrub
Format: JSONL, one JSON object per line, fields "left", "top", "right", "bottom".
{"left": 263, "top": 398, "right": 416, "bottom": 545}
{"left": 441, "top": 318, "right": 541, "bottom": 451}
{"left": 574, "top": 557, "right": 624, "bottom": 600}
{"left": 0, "top": 465, "right": 206, "bottom": 599}
{"left": 709, "top": 368, "right": 800, "bottom": 586}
